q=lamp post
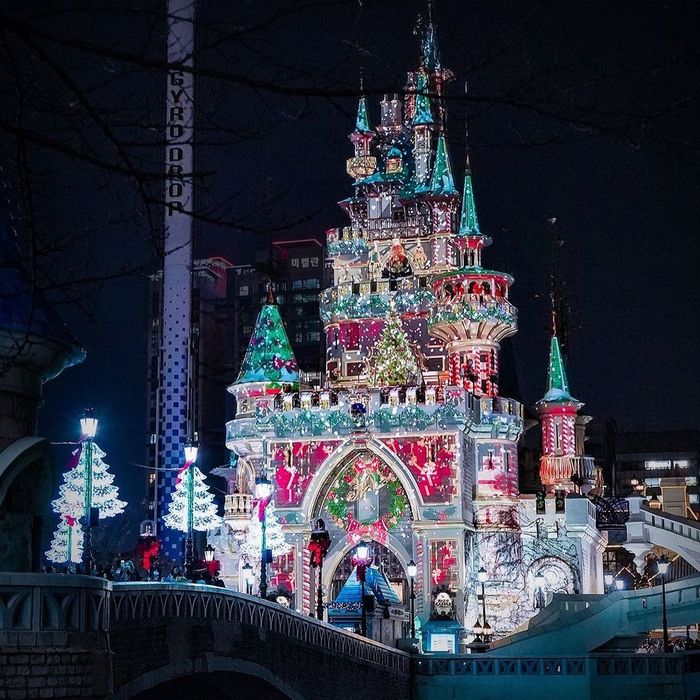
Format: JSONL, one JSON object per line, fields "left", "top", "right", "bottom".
{"left": 657, "top": 555, "right": 671, "bottom": 653}
{"left": 204, "top": 544, "right": 215, "bottom": 563}
{"left": 407, "top": 559, "right": 417, "bottom": 639}
{"left": 80, "top": 411, "right": 98, "bottom": 575}
{"left": 534, "top": 572, "right": 546, "bottom": 610}
{"left": 309, "top": 519, "right": 331, "bottom": 621}
{"left": 615, "top": 577, "right": 625, "bottom": 591}
{"left": 242, "top": 562, "right": 253, "bottom": 594}
{"left": 353, "top": 544, "right": 371, "bottom": 637}
{"left": 254, "top": 475, "right": 273, "bottom": 599}
{"left": 470, "top": 566, "right": 491, "bottom": 652}
{"left": 183, "top": 442, "right": 198, "bottom": 581}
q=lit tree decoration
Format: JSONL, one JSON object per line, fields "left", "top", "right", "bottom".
{"left": 51, "top": 443, "right": 126, "bottom": 520}
{"left": 236, "top": 300, "right": 299, "bottom": 387}
{"left": 45, "top": 515, "right": 83, "bottom": 565}
{"left": 241, "top": 502, "right": 291, "bottom": 560}
{"left": 163, "top": 465, "right": 222, "bottom": 532}
{"left": 365, "top": 315, "right": 421, "bottom": 387}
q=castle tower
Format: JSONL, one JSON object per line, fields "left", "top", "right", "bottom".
{"left": 536, "top": 333, "right": 595, "bottom": 493}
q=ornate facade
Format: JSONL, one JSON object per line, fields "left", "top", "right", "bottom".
{"left": 217, "top": 21, "right": 606, "bottom": 644}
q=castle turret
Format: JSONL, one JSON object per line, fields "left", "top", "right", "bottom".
{"left": 536, "top": 333, "right": 594, "bottom": 493}
{"left": 347, "top": 90, "right": 377, "bottom": 181}
{"left": 427, "top": 136, "right": 516, "bottom": 397}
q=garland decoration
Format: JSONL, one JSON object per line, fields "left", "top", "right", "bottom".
{"left": 326, "top": 456, "right": 408, "bottom": 544}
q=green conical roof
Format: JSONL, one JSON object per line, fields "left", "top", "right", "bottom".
{"left": 458, "top": 172, "right": 481, "bottom": 236}
{"left": 429, "top": 134, "right": 457, "bottom": 196}
{"left": 413, "top": 72, "right": 434, "bottom": 126}
{"left": 234, "top": 298, "right": 299, "bottom": 387}
{"left": 355, "top": 96, "right": 371, "bottom": 134}
{"left": 542, "top": 334, "right": 577, "bottom": 403}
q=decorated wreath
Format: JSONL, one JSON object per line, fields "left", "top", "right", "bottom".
{"left": 326, "top": 456, "right": 408, "bottom": 543}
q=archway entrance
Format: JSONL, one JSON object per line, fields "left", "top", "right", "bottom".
{"left": 330, "top": 541, "right": 409, "bottom": 604}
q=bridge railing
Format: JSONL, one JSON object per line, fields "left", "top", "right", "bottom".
{"left": 111, "top": 582, "right": 410, "bottom": 673}
{"left": 0, "top": 573, "right": 111, "bottom": 642}
{"left": 638, "top": 503, "right": 700, "bottom": 543}
{"left": 415, "top": 652, "right": 696, "bottom": 677}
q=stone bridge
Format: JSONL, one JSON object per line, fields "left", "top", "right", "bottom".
{"left": 626, "top": 500, "right": 700, "bottom": 570}
{"left": 3, "top": 573, "right": 700, "bottom": 700}
{"left": 0, "top": 574, "right": 410, "bottom": 699}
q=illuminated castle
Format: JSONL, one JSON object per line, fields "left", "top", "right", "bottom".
{"left": 219, "top": 19, "right": 606, "bottom": 645}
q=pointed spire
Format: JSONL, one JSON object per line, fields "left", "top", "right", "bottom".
{"left": 355, "top": 96, "right": 371, "bottom": 134}
{"left": 458, "top": 172, "right": 480, "bottom": 236}
{"left": 429, "top": 133, "right": 457, "bottom": 196}
{"left": 542, "top": 334, "right": 576, "bottom": 403}
{"left": 234, "top": 301, "right": 299, "bottom": 388}
{"left": 354, "top": 71, "right": 372, "bottom": 134}
{"left": 421, "top": 4, "right": 441, "bottom": 72}
{"left": 412, "top": 71, "right": 434, "bottom": 126}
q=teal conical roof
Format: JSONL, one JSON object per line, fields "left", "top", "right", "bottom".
{"left": 458, "top": 172, "right": 481, "bottom": 236}
{"left": 429, "top": 134, "right": 457, "bottom": 196}
{"left": 329, "top": 565, "right": 401, "bottom": 617}
{"left": 413, "top": 72, "right": 434, "bottom": 126}
{"left": 234, "top": 297, "right": 299, "bottom": 387}
{"left": 542, "top": 334, "right": 577, "bottom": 403}
{"left": 422, "top": 22, "right": 441, "bottom": 72}
{"left": 355, "top": 96, "right": 371, "bottom": 134}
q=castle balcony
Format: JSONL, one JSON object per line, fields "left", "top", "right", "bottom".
{"left": 224, "top": 492, "right": 253, "bottom": 519}
{"left": 428, "top": 296, "right": 518, "bottom": 344}
{"left": 473, "top": 395, "right": 524, "bottom": 440}
{"left": 226, "top": 385, "right": 475, "bottom": 448}
{"left": 320, "top": 277, "right": 435, "bottom": 323}
{"left": 327, "top": 227, "right": 368, "bottom": 258}
{"left": 539, "top": 455, "right": 596, "bottom": 490}
{"left": 520, "top": 492, "right": 599, "bottom": 532}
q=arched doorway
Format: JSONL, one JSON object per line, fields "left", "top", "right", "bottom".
{"left": 133, "top": 672, "right": 292, "bottom": 700}
{"left": 331, "top": 541, "right": 409, "bottom": 603}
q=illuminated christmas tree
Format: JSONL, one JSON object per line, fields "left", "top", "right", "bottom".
{"left": 241, "top": 502, "right": 291, "bottom": 560}
{"left": 366, "top": 315, "right": 421, "bottom": 387}
{"left": 235, "top": 293, "right": 299, "bottom": 388}
{"left": 163, "top": 466, "right": 222, "bottom": 532}
{"left": 45, "top": 515, "right": 83, "bottom": 565}
{"left": 51, "top": 443, "right": 126, "bottom": 521}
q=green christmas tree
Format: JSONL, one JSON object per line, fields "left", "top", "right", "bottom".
{"left": 366, "top": 316, "right": 421, "bottom": 387}
{"left": 234, "top": 299, "right": 299, "bottom": 388}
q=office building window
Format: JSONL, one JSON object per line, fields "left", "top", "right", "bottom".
{"left": 304, "top": 278, "right": 320, "bottom": 289}
{"left": 307, "top": 331, "right": 321, "bottom": 342}
{"left": 239, "top": 285, "right": 249, "bottom": 296}
{"left": 690, "top": 494, "right": 699, "bottom": 504}
{"left": 292, "top": 280, "right": 303, "bottom": 290}
{"left": 295, "top": 332, "right": 303, "bottom": 343}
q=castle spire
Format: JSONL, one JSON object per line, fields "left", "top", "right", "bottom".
{"left": 543, "top": 333, "right": 574, "bottom": 403}
{"left": 412, "top": 70, "right": 434, "bottom": 126}
{"left": 458, "top": 153, "right": 480, "bottom": 237}
{"left": 429, "top": 132, "right": 457, "bottom": 196}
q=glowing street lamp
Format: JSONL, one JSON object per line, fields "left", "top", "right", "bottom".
{"left": 657, "top": 555, "right": 671, "bottom": 653}
{"left": 407, "top": 559, "right": 417, "bottom": 639}
{"left": 204, "top": 544, "right": 215, "bottom": 562}
{"left": 604, "top": 572, "right": 614, "bottom": 591}
{"left": 183, "top": 441, "right": 198, "bottom": 580}
{"left": 242, "top": 561, "right": 253, "bottom": 594}
{"left": 80, "top": 410, "right": 98, "bottom": 575}
{"left": 615, "top": 577, "right": 625, "bottom": 591}
{"left": 254, "top": 475, "right": 273, "bottom": 599}
{"left": 352, "top": 544, "right": 372, "bottom": 637}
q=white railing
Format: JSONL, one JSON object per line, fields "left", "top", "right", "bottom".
{"left": 224, "top": 493, "right": 253, "bottom": 518}
{"left": 540, "top": 455, "right": 595, "bottom": 486}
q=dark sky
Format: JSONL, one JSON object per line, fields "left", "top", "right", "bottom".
{"left": 5, "top": 0, "right": 697, "bottom": 514}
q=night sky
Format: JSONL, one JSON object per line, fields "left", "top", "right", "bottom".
{"left": 2, "top": 1, "right": 698, "bottom": 519}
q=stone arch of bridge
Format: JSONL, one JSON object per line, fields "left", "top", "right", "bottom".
{"left": 121, "top": 656, "right": 303, "bottom": 700}
{"left": 300, "top": 436, "right": 424, "bottom": 526}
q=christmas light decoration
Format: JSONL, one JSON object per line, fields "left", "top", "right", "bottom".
{"left": 163, "top": 465, "right": 222, "bottom": 532}
{"left": 364, "top": 316, "right": 421, "bottom": 387}
{"left": 241, "top": 501, "right": 291, "bottom": 559}
{"left": 51, "top": 442, "right": 126, "bottom": 521}
{"left": 45, "top": 515, "right": 83, "bottom": 565}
